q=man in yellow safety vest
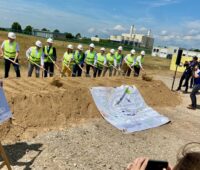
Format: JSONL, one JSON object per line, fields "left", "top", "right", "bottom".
{"left": 102, "top": 49, "right": 117, "bottom": 77}
{"left": 72, "top": 44, "right": 85, "bottom": 77}
{"left": 114, "top": 46, "right": 124, "bottom": 76}
{"left": 94, "top": 47, "right": 107, "bottom": 77}
{"left": 0, "top": 32, "right": 21, "bottom": 78}
{"left": 62, "top": 44, "right": 74, "bottom": 77}
{"left": 84, "top": 43, "right": 97, "bottom": 77}
{"left": 122, "top": 49, "right": 136, "bottom": 76}
{"left": 134, "top": 51, "right": 145, "bottom": 77}
{"left": 26, "top": 40, "right": 44, "bottom": 77}
{"left": 43, "top": 38, "right": 57, "bottom": 77}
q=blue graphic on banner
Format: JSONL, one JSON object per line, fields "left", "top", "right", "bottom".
{"left": 90, "top": 85, "right": 170, "bottom": 133}
{"left": 0, "top": 87, "right": 12, "bottom": 124}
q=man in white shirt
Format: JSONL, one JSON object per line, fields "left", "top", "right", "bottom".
{"left": 26, "top": 40, "right": 44, "bottom": 77}
{"left": 0, "top": 32, "right": 21, "bottom": 78}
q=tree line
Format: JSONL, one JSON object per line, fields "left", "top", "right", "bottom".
{"left": 9, "top": 22, "right": 82, "bottom": 39}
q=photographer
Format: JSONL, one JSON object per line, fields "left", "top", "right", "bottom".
{"left": 127, "top": 143, "right": 200, "bottom": 170}
{"left": 189, "top": 56, "right": 198, "bottom": 88}
{"left": 187, "top": 64, "right": 200, "bottom": 110}
{"left": 176, "top": 61, "right": 192, "bottom": 93}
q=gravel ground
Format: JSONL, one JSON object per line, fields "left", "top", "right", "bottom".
{"left": 1, "top": 75, "right": 200, "bottom": 170}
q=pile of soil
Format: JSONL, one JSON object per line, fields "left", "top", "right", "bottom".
{"left": 0, "top": 77, "right": 181, "bottom": 142}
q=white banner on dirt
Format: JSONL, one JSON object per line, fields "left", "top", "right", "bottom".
{"left": 90, "top": 85, "right": 170, "bottom": 133}
{"left": 0, "top": 87, "right": 12, "bottom": 124}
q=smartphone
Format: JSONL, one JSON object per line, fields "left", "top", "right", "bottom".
{"left": 145, "top": 160, "right": 168, "bottom": 170}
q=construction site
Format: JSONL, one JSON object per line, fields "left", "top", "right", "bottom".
{"left": 0, "top": 28, "right": 200, "bottom": 170}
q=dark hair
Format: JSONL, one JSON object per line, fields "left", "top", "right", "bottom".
{"left": 193, "top": 56, "right": 198, "bottom": 61}
{"left": 174, "top": 142, "right": 200, "bottom": 170}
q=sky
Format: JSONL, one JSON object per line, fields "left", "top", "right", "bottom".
{"left": 0, "top": 0, "right": 200, "bottom": 48}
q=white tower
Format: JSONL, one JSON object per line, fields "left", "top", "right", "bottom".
{"left": 147, "top": 29, "right": 151, "bottom": 37}
{"left": 130, "top": 25, "right": 135, "bottom": 38}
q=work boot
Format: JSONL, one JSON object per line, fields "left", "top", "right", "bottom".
{"left": 187, "top": 105, "right": 196, "bottom": 110}
{"left": 176, "top": 88, "right": 181, "bottom": 91}
{"left": 183, "top": 90, "right": 188, "bottom": 94}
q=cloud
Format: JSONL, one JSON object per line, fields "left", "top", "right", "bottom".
{"left": 152, "top": 0, "right": 180, "bottom": 7}
{"left": 188, "top": 29, "right": 200, "bottom": 35}
{"left": 185, "top": 20, "right": 200, "bottom": 29}
{"left": 160, "top": 30, "right": 168, "bottom": 35}
{"left": 113, "top": 25, "right": 126, "bottom": 31}
{"left": 88, "top": 28, "right": 96, "bottom": 33}
{"left": 139, "top": 27, "right": 148, "bottom": 32}
{"left": 183, "top": 34, "right": 200, "bottom": 41}
{"left": 141, "top": 0, "right": 180, "bottom": 7}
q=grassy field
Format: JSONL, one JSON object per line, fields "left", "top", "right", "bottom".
{"left": 0, "top": 31, "right": 171, "bottom": 71}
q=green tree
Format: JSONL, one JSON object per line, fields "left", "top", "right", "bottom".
{"left": 75, "top": 33, "right": 81, "bottom": 39}
{"left": 24, "top": 25, "right": 33, "bottom": 35}
{"left": 65, "top": 32, "right": 74, "bottom": 39}
{"left": 11, "top": 22, "right": 22, "bottom": 33}
{"left": 42, "top": 28, "right": 48, "bottom": 31}
{"left": 193, "top": 49, "right": 200, "bottom": 52}
{"left": 95, "top": 35, "right": 98, "bottom": 37}
{"left": 53, "top": 29, "right": 60, "bottom": 33}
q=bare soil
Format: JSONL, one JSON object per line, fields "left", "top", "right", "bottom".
{"left": 0, "top": 76, "right": 180, "bottom": 143}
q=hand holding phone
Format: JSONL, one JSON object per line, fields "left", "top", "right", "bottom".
{"left": 127, "top": 158, "right": 170, "bottom": 170}
{"left": 146, "top": 160, "right": 168, "bottom": 170}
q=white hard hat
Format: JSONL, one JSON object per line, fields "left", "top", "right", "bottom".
{"left": 89, "top": 43, "right": 95, "bottom": 48}
{"left": 100, "top": 47, "right": 105, "bottom": 51}
{"left": 141, "top": 51, "right": 145, "bottom": 55}
{"left": 77, "top": 44, "right": 83, "bottom": 51}
{"left": 8, "top": 32, "right": 16, "bottom": 39}
{"left": 67, "top": 44, "right": 73, "bottom": 50}
{"left": 118, "top": 46, "right": 123, "bottom": 51}
{"left": 35, "top": 40, "right": 42, "bottom": 48}
{"left": 47, "top": 38, "right": 53, "bottom": 43}
{"left": 110, "top": 49, "right": 115, "bottom": 54}
{"left": 131, "top": 49, "right": 136, "bottom": 55}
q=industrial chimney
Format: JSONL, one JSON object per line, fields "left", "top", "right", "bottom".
{"left": 147, "top": 29, "right": 151, "bottom": 37}
{"left": 130, "top": 25, "right": 134, "bottom": 38}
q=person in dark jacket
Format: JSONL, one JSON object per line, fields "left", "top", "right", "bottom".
{"left": 72, "top": 44, "right": 85, "bottom": 77}
{"left": 187, "top": 65, "right": 200, "bottom": 110}
{"left": 176, "top": 61, "right": 192, "bottom": 93}
{"left": 43, "top": 38, "right": 57, "bottom": 77}
{"left": 189, "top": 56, "right": 198, "bottom": 88}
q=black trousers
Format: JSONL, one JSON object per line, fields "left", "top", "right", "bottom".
{"left": 94, "top": 67, "right": 103, "bottom": 77}
{"left": 177, "top": 73, "right": 191, "bottom": 92}
{"left": 72, "top": 64, "right": 82, "bottom": 77}
{"left": 122, "top": 63, "right": 132, "bottom": 76}
{"left": 44, "top": 62, "right": 54, "bottom": 77}
{"left": 190, "top": 77, "right": 194, "bottom": 88}
{"left": 190, "top": 84, "right": 200, "bottom": 108}
{"left": 4, "top": 58, "right": 20, "bottom": 78}
{"left": 86, "top": 64, "right": 95, "bottom": 77}
{"left": 134, "top": 66, "right": 140, "bottom": 77}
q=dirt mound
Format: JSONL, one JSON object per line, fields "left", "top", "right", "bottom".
{"left": 50, "top": 78, "right": 63, "bottom": 88}
{"left": 0, "top": 77, "right": 181, "bottom": 142}
{"left": 142, "top": 73, "right": 153, "bottom": 81}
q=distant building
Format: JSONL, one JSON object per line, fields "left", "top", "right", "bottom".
{"left": 32, "top": 29, "right": 53, "bottom": 38}
{"left": 182, "top": 50, "right": 200, "bottom": 58}
{"left": 110, "top": 25, "right": 154, "bottom": 49}
{"left": 152, "top": 46, "right": 200, "bottom": 59}
{"left": 32, "top": 29, "right": 66, "bottom": 40}
{"left": 91, "top": 37, "right": 100, "bottom": 42}
{"left": 53, "top": 32, "right": 67, "bottom": 40}
{"left": 152, "top": 46, "right": 179, "bottom": 59}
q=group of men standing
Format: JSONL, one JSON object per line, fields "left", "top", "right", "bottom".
{"left": 0, "top": 32, "right": 200, "bottom": 110}
{"left": 0, "top": 32, "right": 145, "bottom": 79}
{"left": 61, "top": 43, "right": 145, "bottom": 78}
